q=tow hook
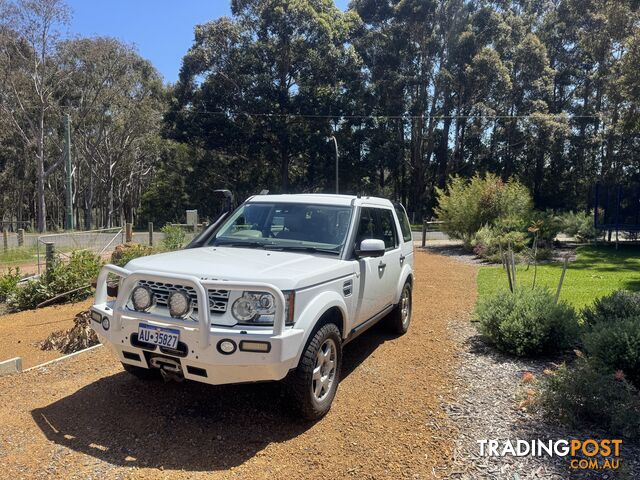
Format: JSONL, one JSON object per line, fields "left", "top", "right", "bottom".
{"left": 150, "top": 356, "right": 184, "bottom": 382}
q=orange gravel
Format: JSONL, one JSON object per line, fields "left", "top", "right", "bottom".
{"left": 0, "top": 299, "right": 93, "bottom": 368}
{"left": 0, "top": 250, "right": 477, "bottom": 479}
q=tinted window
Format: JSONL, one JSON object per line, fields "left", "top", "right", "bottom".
{"left": 394, "top": 204, "right": 413, "bottom": 242}
{"left": 354, "top": 207, "right": 398, "bottom": 251}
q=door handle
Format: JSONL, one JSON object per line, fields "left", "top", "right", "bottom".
{"left": 378, "top": 262, "right": 387, "bottom": 271}
{"left": 399, "top": 255, "right": 405, "bottom": 265}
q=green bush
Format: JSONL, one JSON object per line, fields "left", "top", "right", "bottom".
{"left": 582, "top": 290, "right": 640, "bottom": 328}
{"left": 161, "top": 224, "right": 186, "bottom": 251}
{"left": 0, "top": 267, "right": 22, "bottom": 302}
{"left": 529, "top": 210, "right": 562, "bottom": 246}
{"left": 538, "top": 358, "right": 640, "bottom": 439}
{"left": 111, "top": 243, "right": 154, "bottom": 267}
{"left": 435, "top": 173, "right": 532, "bottom": 247}
{"left": 472, "top": 226, "right": 529, "bottom": 260}
{"left": 8, "top": 250, "right": 103, "bottom": 311}
{"left": 583, "top": 316, "right": 640, "bottom": 387}
{"left": 476, "top": 287, "right": 579, "bottom": 356}
{"left": 9, "top": 278, "right": 51, "bottom": 310}
{"left": 558, "top": 211, "right": 597, "bottom": 242}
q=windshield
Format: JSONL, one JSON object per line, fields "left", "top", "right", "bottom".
{"left": 208, "top": 202, "right": 353, "bottom": 255}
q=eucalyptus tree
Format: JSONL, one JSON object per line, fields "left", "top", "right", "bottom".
{"left": 57, "top": 37, "right": 165, "bottom": 228}
{"left": 168, "top": 0, "right": 361, "bottom": 194}
{"left": 0, "top": 0, "right": 70, "bottom": 232}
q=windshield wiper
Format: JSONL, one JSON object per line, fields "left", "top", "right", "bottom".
{"left": 214, "top": 240, "right": 272, "bottom": 248}
{"left": 263, "top": 244, "right": 340, "bottom": 255}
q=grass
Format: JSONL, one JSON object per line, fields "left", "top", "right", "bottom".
{"left": 0, "top": 246, "right": 40, "bottom": 265}
{"left": 477, "top": 244, "right": 640, "bottom": 310}
{"left": 0, "top": 245, "right": 77, "bottom": 267}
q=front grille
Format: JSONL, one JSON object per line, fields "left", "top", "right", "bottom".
{"left": 137, "top": 280, "right": 229, "bottom": 316}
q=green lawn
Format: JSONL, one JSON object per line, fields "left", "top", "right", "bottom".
{"left": 477, "top": 244, "right": 640, "bottom": 310}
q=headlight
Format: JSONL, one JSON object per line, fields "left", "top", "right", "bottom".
{"left": 168, "top": 290, "right": 192, "bottom": 318}
{"left": 131, "top": 285, "right": 154, "bottom": 311}
{"left": 231, "top": 291, "right": 294, "bottom": 325}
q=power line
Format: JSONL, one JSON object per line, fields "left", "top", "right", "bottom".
{"left": 182, "top": 110, "right": 604, "bottom": 120}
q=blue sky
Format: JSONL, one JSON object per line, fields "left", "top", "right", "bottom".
{"left": 66, "top": 0, "right": 349, "bottom": 84}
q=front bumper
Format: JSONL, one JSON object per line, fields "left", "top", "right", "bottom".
{"left": 92, "top": 265, "right": 304, "bottom": 385}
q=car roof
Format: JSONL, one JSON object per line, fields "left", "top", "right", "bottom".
{"left": 247, "top": 193, "right": 394, "bottom": 208}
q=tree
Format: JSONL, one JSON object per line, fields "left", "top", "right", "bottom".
{"left": 166, "top": 0, "right": 361, "bottom": 195}
{"left": 57, "top": 37, "right": 165, "bottom": 228}
{"left": 0, "top": 0, "right": 70, "bottom": 232}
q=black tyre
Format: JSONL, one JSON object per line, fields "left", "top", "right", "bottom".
{"left": 288, "top": 323, "right": 342, "bottom": 420}
{"left": 387, "top": 281, "right": 412, "bottom": 335}
{"left": 122, "top": 362, "right": 161, "bottom": 380}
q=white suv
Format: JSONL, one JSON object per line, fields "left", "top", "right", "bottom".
{"left": 92, "top": 194, "right": 414, "bottom": 419}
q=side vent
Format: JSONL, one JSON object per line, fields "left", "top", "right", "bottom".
{"left": 343, "top": 280, "right": 353, "bottom": 297}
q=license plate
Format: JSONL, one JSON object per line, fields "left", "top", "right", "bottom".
{"left": 137, "top": 324, "right": 180, "bottom": 349}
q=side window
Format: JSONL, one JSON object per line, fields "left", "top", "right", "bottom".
{"left": 354, "top": 207, "right": 376, "bottom": 246}
{"left": 394, "top": 204, "right": 413, "bottom": 242}
{"left": 377, "top": 208, "right": 398, "bottom": 249}
{"left": 354, "top": 207, "right": 398, "bottom": 251}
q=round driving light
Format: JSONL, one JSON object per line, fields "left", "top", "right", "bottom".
{"left": 131, "top": 286, "right": 154, "bottom": 311}
{"left": 101, "top": 317, "right": 110, "bottom": 331}
{"left": 231, "top": 296, "right": 258, "bottom": 322}
{"left": 258, "top": 294, "right": 273, "bottom": 310}
{"left": 168, "top": 290, "right": 191, "bottom": 318}
{"left": 217, "top": 339, "right": 237, "bottom": 355}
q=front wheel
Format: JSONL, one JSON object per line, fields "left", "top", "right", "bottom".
{"left": 387, "top": 281, "right": 412, "bottom": 335}
{"left": 288, "top": 323, "right": 342, "bottom": 420}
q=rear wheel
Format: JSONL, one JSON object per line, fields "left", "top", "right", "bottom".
{"left": 288, "top": 323, "right": 342, "bottom": 420}
{"left": 387, "top": 281, "right": 412, "bottom": 335}
{"left": 122, "top": 362, "right": 161, "bottom": 380}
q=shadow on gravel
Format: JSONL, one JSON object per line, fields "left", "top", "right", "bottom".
{"left": 31, "top": 325, "right": 391, "bottom": 472}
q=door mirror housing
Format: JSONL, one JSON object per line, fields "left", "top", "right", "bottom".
{"left": 355, "top": 239, "right": 385, "bottom": 258}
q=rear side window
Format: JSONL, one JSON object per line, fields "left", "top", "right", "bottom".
{"left": 394, "top": 204, "right": 412, "bottom": 242}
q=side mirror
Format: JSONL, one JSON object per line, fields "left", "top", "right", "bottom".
{"left": 355, "top": 239, "right": 385, "bottom": 258}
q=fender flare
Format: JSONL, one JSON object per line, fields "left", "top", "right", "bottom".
{"left": 292, "top": 291, "right": 349, "bottom": 364}
{"left": 393, "top": 264, "right": 414, "bottom": 305}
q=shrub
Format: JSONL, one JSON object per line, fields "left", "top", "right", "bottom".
{"left": 538, "top": 358, "right": 640, "bottom": 439}
{"left": 161, "top": 224, "right": 186, "bottom": 251}
{"left": 528, "top": 210, "right": 562, "bottom": 246}
{"left": 558, "top": 211, "right": 597, "bottom": 242}
{"left": 583, "top": 316, "right": 640, "bottom": 387}
{"left": 8, "top": 250, "right": 103, "bottom": 311}
{"left": 476, "top": 287, "right": 579, "bottom": 356}
{"left": 0, "top": 267, "right": 22, "bottom": 302}
{"left": 582, "top": 290, "right": 640, "bottom": 328}
{"left": 111, "top": 243, "right": 154, "bottom": 267}
{"left": 8, "top": 278, "right": 51, "bottom": 310}
{"left": 435, "top": 173, "right": 532, "bottom": 247}
{"left": 471, "top": 226, "right": 529, "bottom": 261}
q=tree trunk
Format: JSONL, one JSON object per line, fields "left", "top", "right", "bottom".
{"left": 36, "top": 110, "right": 47, "bottom": 233}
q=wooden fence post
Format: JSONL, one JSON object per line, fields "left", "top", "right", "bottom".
{"left": 45, "top": 242, "right": 55, "bottom": 271}
{"left": 125, "top": 223, "right": 133, "bottom": 243}
{"left": 17, "top": 228, "right": 24, "bottom": 247}
{"left": 148, "top": 222, "right": 154, "bottom": 246}
{"left": 2, "top": 228, "right": 7, "bottom": 251}
{"left": 421, "top": 220, "right": 427, "bottom": 248}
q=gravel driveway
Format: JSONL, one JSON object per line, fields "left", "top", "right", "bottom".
{"left": 0, "top": 250, "right": 479, "bottom": 479}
